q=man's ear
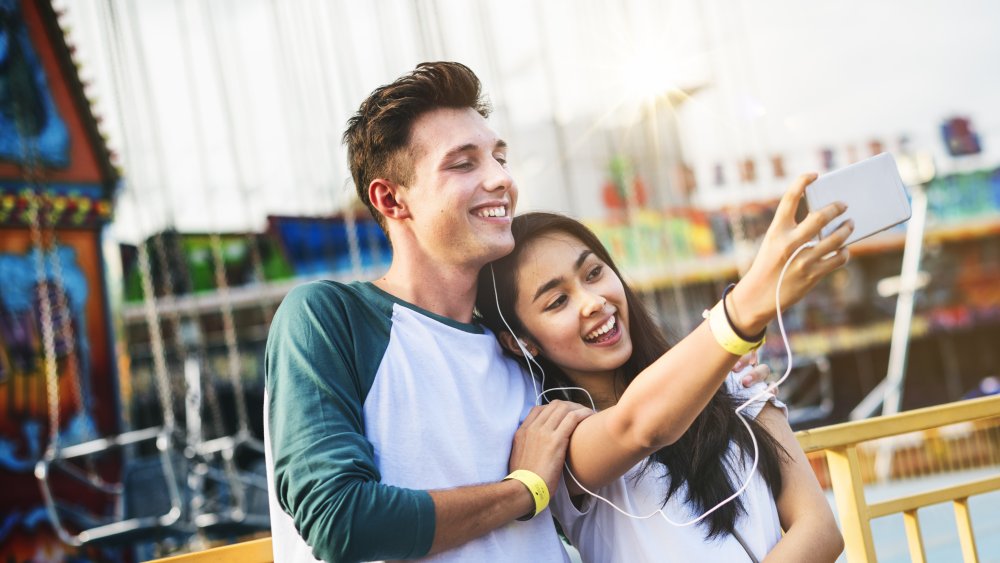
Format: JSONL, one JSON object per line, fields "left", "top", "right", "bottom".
{"left": 369, "top": 179, "right": 410, "bottom": 220}
{"left": 499, "top": 332, "right": 538, "bottom": 358}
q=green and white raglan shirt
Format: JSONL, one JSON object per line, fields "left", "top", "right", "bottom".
{"left": 263, "top": 280, "right": 571, "bottom": 562}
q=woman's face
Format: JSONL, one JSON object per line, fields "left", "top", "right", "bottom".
{"left": 512, "top": 231, "right": 632, "bottom": 383}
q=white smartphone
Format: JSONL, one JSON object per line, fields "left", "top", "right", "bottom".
{"left": 804, "top": 152, "right": 912, "bottom": 247}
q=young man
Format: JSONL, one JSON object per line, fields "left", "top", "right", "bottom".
{"left": 264, "top": 62, "right": 591, "bottom": 562}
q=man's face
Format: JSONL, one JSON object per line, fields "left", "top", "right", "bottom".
{"left": 399, "top": 107, "right": 518, "bottom": 268}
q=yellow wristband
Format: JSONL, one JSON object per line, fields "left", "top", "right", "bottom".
{"left": 504, "top": 469, "right": 550, "bottom": 521}
{"left": 704, "top": 300, "right": 765, "bottom": 356}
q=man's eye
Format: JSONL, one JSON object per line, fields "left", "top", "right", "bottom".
{"left": 451, "top": 161, "right": 473, "bottom": 170}
{"left": 587, "top": 265, "right": 603, "bottom": 281}
{"left": 495, "top": 154, "right": 508, "bottom": 166}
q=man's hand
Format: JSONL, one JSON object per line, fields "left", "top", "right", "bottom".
{"left": 732, "top": 351, "right": 773, "bottom": 388}
{"left": 732, "top": 351, "right": 758, "bottom": 375}
{"left": 509, "top": 400, "right": 592, "bottom": 495}
{"left": 737, "top": 363, "right": 772, "bottom": 388}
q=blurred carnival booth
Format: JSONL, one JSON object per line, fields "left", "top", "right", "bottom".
{"left": 0, "top": 0, "right": 122, "bottom": 559}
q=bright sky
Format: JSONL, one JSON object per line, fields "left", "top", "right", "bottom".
{"left": 59, "top": 0, "right": 1000, "bottom": 242}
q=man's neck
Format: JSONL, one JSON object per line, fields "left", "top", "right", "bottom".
{"left": 373, "top": 260, "right": 480, "bottom": 324}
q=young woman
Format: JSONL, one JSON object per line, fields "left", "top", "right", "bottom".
{"left": 476, "top": 175, "right": 847, "bottom": 562}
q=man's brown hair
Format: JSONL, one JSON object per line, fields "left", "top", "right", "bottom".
{"left": 343, "top": 61, "right": 492, "bottom": 235}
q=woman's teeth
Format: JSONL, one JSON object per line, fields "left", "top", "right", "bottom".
{"left": 585, "top": 315, "right": 616, "bottom": 342}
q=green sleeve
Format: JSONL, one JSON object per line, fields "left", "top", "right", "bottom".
{"left": 266, "top": 282, "right": 435, "bottom": 562}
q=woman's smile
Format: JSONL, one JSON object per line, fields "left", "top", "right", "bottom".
{"left": 583, "top": 313, "right": 623, "bottom": 346}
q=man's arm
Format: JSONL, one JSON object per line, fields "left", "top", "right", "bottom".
{"left": 426, "top": 401, "right": 590, "bottom": 555}
{"left": 268, "top": 284, "right": 588, "bottom": 561}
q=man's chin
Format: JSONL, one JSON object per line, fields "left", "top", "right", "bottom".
{"left": 469, "top": 237, "right": 515, "bottom": 269}
{"left": 487, "top": 237, "right": 516, "bottom": 261}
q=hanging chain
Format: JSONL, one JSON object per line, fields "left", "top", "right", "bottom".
{"left": 40, "top": 206, "right": 85, "bottom": 427}
{"left": 102, "top": 0, "right": 177, "bottom": 431}
{"left": 149, "top": 231, "right": 188, "bottom": 404}
{"left": 27, "top": 188, "right": 61, "bottom": 450}
{"left": 16, "top": 127, "right": 82, "bottom": 452}
{"left": 135, "top": 243, "right": 176, "bottom": 431}
{"left": 12, "top": 97, "right": 60, "bottom": 452}
{"left": 209, "top": 234, "right": 250, "bottom": 436}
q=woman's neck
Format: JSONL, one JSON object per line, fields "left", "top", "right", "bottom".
{"left": 564, "top": 369, "right": 620, "bottom": 411}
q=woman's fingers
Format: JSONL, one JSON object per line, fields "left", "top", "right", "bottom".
{"left": 816, "top": 246, "right": 851, "bottom": 274}
{"left": 793, "top": 202, "right": 848, "bottom": 245}
{"left": 813, "top": 220, "right": 854, "bottom": 255}
{"left": 792, "top": 243, "right": 851, "bottom": 286}
{"left": 773, "top": 173, "right": 819, "bottom": 226}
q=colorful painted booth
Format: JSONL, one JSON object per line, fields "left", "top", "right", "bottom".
{"left": 0, "top": 0, "right": 128, "bottom": 560}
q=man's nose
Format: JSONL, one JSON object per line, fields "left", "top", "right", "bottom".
{"left": 483, "top": 160, "right": 513, "bottom": 192}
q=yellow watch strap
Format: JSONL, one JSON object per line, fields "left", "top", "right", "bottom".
{"left": 705, "top": 300, "right": 765, "bottom": 356}
{"left": 504, "top": 469, "right": 550, "bottom": 521}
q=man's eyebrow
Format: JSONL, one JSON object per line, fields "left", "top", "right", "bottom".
{"left": 532, "top": 250, "right": 593, "bottom": 303}
{"left": 441, "top": 143, "right": 477, "bottom": 162}
{"left": 440, "top": 139, "right": 507, "bottom": 163}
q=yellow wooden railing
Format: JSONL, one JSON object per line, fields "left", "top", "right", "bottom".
{"left": 152, "top": 394, "right": 1000, "bottom": 563}
{"left": 149, "top": 537, "right": 272, "bottom": 562}
{"left": 797, "top": 394, "right": 1000, "bottom": 563}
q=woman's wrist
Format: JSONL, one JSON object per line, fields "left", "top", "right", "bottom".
{"left": 727, "top": 283, "right": 771, "bottom": 337}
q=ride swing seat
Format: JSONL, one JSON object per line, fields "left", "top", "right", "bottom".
{"left": 184, "top": 440, "right": 269, "bottom": 539}
{"left": 25, "top": 198, "right": 194, "bottom": 547}
{"left": 180, "top": 350, "right": 270, "bottom": 539}
{"left": 35, "top": 427, "right": 195, "bottom": 547}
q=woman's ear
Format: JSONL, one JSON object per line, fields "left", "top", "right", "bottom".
{"left": 499, "top": 332, "right": 538, "bottom": 358}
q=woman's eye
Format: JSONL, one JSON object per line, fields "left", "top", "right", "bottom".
{"left": 495, "top": 154, "right": 508, "bottom": 166}
{"left": 544, "top": 295, "right": 567, "bottom": 311}
{"left": 586, "top": 265, "right": 603, "bottom": 281}
{"left": 451, "top": 161, "right": 473, "bottom": 170}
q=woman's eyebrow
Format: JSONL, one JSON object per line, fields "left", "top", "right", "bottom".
{"left": 531, "top": 250, "right": 593, "bottom": 303}
{"left": 532, "top": 277, "right": 563, "bottom": 303}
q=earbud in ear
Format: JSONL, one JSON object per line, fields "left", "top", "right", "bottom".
{"left": 515, "top": 338, "right": 538, "bottom": 357}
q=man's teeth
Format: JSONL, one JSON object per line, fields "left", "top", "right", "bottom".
{"left": 585, "top": 315, "right": 616, "bottom": 341}
{"left": 477, "top": 206, "right": 506, "bottom": 218}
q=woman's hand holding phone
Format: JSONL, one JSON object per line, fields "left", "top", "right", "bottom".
{"left": 726, "top": 173, "right": 855, "bottom": 337}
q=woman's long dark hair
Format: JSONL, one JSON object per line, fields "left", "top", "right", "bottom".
{"left": 476, "top": 212, "right": 788, "bottom": 540}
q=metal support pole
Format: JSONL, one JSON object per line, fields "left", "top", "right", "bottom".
{"left": 873, "top": 184, "right": 928, "bottom": 480}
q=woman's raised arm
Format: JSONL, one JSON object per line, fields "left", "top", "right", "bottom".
{"left": 563, "top": 174, "right": 854, "bottom": 494}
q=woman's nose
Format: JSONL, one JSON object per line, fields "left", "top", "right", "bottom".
{"left": 580, "top": 292, "right": 607, "bottom": 317}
